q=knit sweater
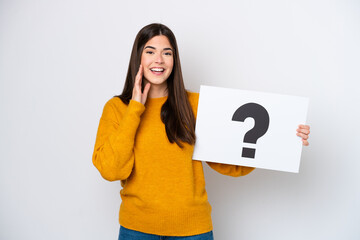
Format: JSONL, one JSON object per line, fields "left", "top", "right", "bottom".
{"left": 92, "top": 91, "right": 254, "bottom": 236}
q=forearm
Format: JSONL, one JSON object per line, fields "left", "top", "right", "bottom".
{"left": 93, "top": 127, "right": 136, "bottom": 181}
{"left": 92, "top": 100, "right": 145, "bottom": 181}
{"left": 206, "top": 162, "right": 255, "bottom": 177}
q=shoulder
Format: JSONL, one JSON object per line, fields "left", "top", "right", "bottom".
{"left": 186, "top": 91, "right": 199, "bottom": 102}
{"left": 186, "top": 91, "right": 200, "bottom": 117}
{"left": 101, "top": 96, "right": 128, "bottom": 122}
{"left": 105, "top": 96, "right": 128, "bottom": 111}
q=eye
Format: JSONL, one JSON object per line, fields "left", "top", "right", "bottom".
{"left": 164, "top": 52, "right": 172, "bottom": 56}
{"left": 145, "top": 51, "right": 154, "bottom": 54}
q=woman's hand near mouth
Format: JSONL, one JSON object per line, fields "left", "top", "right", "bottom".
{"left": 132, "top": 64, "right": 151, "bottom": 105}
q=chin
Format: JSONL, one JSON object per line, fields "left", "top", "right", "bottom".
{"left": 148, "top": 80, "right": 167, "bottom": 86}
{"left": 144, "top": 76, "right": 168, "bottom": 86}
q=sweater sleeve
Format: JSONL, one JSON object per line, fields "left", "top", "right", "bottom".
{"left": 187, "top": 91, "right": 255, "bottom": 177}
{"left": 205, "top": 162, "right": 255, "bottom": 177}
{"left": 92, "top": 99, "right": 145, "bottom": 181}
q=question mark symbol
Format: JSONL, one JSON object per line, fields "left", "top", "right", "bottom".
{"left": 232, "top": 103, "right": 270, "bottom": 158}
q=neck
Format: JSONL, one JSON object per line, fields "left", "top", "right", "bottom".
{"left": 145, "top": 80, "right": 168, "bottom": 98}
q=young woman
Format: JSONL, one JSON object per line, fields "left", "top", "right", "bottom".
{"left": 92, "top": 23, "right": 310, "bottom": 240}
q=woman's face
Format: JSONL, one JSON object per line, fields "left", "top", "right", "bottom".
{"left": 141, "top": 35, "right": 174, "bottom": 88}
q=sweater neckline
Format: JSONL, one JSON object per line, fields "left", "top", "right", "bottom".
{"left": 146, "top": 96, "right": 168, "bottom": 104}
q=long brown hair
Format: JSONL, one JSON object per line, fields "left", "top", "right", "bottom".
{"left": 116, "top": 23, "right": 195, "bottom": 148}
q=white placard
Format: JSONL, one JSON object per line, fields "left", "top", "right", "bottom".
{"left": 192, "top": 85, "right": 309, "bottom": 173}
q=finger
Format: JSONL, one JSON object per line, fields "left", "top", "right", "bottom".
{"left": 302, "top": 139, "right": 309, "bottom": 146}
{"left": 132, "top": 65, "right": 143, "bottom": 102}
{"left": 139, "top": 64, "right": 143, "bottom": 77}
{"left": 297, "top": 128, "right": 310, "bottom": 135}
{"left": 296, "top": 132, "right": 309, "bottom": 140}
{"left": 142, "top": 83, "right": 151, "bottom": 104}
{"left": 135, "top": 65, "right": 143, "bottom": 87}
{"left": 298, "top": 124, "right": 310, "bottom": 130}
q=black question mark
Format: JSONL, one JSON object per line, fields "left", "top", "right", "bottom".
{"left": 232, "top": 103, "right": 270, "bottom": 158}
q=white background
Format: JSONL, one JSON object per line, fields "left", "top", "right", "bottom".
{"left": 1, "top": 0, "right": 359, "bottom": 239}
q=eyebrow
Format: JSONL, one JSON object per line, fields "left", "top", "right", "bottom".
{"left": 144, "top": 46, "right": 173, "bottom": 52}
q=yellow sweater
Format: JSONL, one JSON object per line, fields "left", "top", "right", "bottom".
{"left": 92, "top": 92, "right": 254, "bottom": 236}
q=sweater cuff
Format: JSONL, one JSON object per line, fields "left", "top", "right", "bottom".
{"left": 128, "top": 99, "right": 146, "bottom": 114}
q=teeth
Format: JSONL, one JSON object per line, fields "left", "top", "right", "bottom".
{"left": 151, "top": 68, "right": 164, "bottom": 72}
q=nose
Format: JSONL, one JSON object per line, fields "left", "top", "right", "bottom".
{"left": 155, "top": 53, "right": 164, "bottom": 64}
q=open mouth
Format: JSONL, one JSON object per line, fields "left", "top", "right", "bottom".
{"left": 150, "top": 68, "right": 165, "bottom": 73}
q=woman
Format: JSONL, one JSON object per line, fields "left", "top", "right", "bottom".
{"left": 92, "top": 23, "right": 310, "bottom": 240}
